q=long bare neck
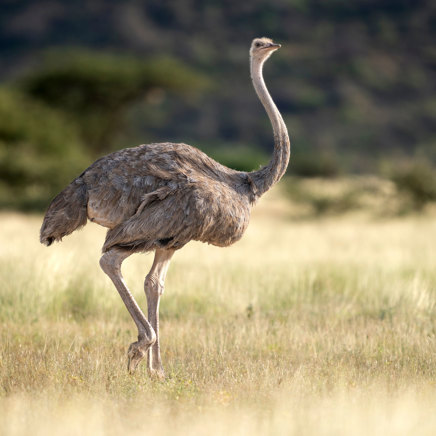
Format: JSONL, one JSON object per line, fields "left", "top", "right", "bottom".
{"left": 249, "top": 56, "right": 290, "bottom": 198}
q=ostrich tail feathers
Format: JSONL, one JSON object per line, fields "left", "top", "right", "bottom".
{"left": 40, "top": 178, "right": 88, "bottom": 246}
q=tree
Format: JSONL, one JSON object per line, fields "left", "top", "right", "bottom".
{"left": 21, "top": 49, "right": 208, "bottom": 154}
{"left": 0, "top": 88, "right": 88, "bottom": 210}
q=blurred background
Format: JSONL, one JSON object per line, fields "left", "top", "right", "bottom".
{"left": 0, "top": 0, "right": 435, "bottom": 211}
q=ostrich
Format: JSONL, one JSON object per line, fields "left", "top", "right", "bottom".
{"left": 40, "top": 37, "right": 290, "bottom": 377}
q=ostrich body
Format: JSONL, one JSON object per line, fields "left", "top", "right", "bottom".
{"left": 40, "top": 38, "right": 290, "bottom": 376}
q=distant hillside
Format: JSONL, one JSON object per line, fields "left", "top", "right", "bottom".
{"left": 1, "top": 0, "right": 436, "bottom": 174}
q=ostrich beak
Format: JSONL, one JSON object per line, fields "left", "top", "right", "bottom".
{"left": 264, "top": 43, "right": 281, "bottom": 50}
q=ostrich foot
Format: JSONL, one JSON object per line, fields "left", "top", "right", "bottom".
{"left": 127, "top": 340, "right": 153, "bottom": 374}
{"left": 148, "top": 365, "right": 165, "bottom": 380}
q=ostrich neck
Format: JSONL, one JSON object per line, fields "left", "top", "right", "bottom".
{"left": 249, "top": 57, "right": 290, "bottom": 198}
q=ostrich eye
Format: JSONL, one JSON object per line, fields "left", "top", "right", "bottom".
{"left": 255, "top": 42, "right": 261, "bottom": 47}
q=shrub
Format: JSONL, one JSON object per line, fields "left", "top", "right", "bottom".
{"left": 0, "top": 88, "right": 88, "bottom": 210}
{"left": 20, "top": 50, "right": 208, "bottom": 153}
{"left": 390, "top": 161, "right": 436, "bottom": 210}
{"left": 290, "top": 151, "right": 340, "bottom": 178}
{"left": 204, "top": 143, "right": 269, "bottom": 172}
{"left": 285, "top": 177, "right": 360, "bottom": 216}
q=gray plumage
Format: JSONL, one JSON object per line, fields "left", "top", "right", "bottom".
{"left": 40, "top": 38, "right": 290, "bottom": 376}
{"left": 41, "top": 142, "right": 254, "bottom": 252}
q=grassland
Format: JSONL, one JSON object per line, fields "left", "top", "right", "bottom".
{"left": 1, "top": 182, "right": 436, "bottom": 435}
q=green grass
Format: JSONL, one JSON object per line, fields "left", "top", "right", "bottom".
{"left": 1, "top": 185, "right": 436, "bottom": 435}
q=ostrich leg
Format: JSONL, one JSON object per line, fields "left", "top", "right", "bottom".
{"left": 100, "top": 248, "right": 156, "bottom": 373}
{"left": 145, "top": 249, "right": 174, "bottom": 378}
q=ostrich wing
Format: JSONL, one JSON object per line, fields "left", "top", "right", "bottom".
{"left": 102, "top": 183, "right": 198, "bottom": 253}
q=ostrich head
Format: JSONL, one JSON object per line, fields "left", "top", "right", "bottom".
{"left": 250, "top": 37, "right": 281, "bottom": 64}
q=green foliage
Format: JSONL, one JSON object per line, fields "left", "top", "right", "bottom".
{"left": 306, "top": 190, "right": 358, "bottom": 216}
{"left": 0, "top": 88, "right": 88, "bottom": 210}
{"left": 290, "top": 151, "right": 340, "bottom": 178}
{"left": 21, "top": 50, "right": 208, "bottom": 153}
{"left": 203, "top": 143, "right": 269, "bottom": 172}
{"left": 2, "top": 1, "right": 436, "bottom": 211}
{"left": 283, "top": 176, "right": 404, "bottom": 217}
{"left": 0, "top": 49, "right": 208, "bottom": 211}
{"left": 285, "top": 177, "right": 360, "bottom": 216}
{"left": 390, "top": 161, "right": 436, "bottom": 210}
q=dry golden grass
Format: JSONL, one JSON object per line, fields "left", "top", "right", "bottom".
{"left": 1, "top": 183, "right": 436, "bottom": 435}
